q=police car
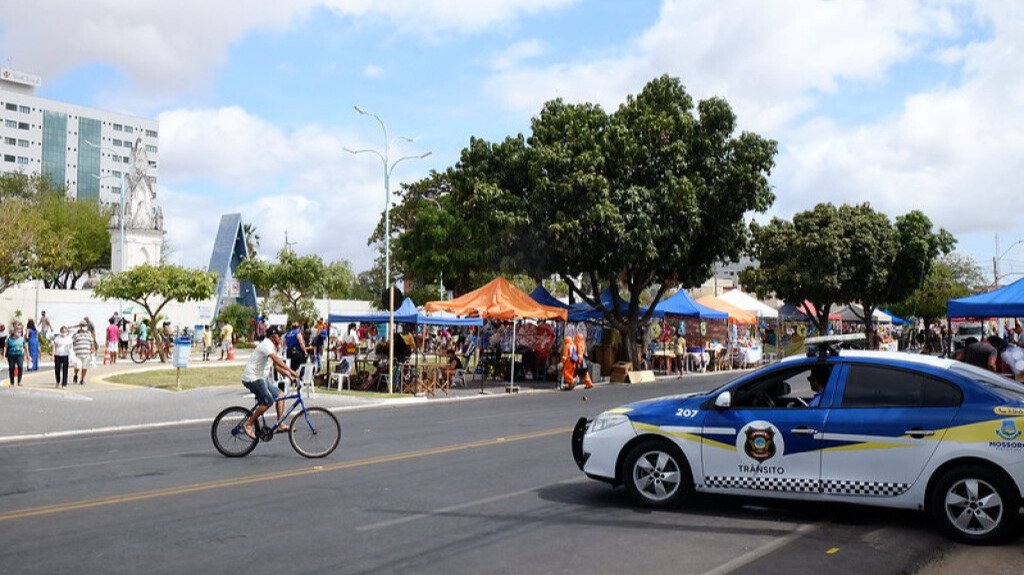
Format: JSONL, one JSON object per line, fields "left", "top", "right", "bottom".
{"left": 571, "top": 335, "right": 1024, "bottom": 543}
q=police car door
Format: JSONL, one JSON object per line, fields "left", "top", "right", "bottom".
{"left": 820, "top": 363, "right": 961, "bottom": 498}
{"left": 701, "top": 363, "right": 835, "bottom": 495}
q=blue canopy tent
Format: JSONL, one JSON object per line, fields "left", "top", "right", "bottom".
{"left": 567, "top": 288, "right": 666, "bottom": 322}
{"left": 655, "top": 290, "right": 728, "bottom": 319}
{"left": 947, "top": 277, "right": 1024, "bottom": 318}
{"left": 881, "top": 309, "right": 912, "bottom": 326}
{"left": 328, "top": 297, "right": 483, "bottom": 326}
{"left": 529, "top": 285, "right": 569, "bottom": 310}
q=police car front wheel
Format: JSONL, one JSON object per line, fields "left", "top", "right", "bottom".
{"left": 622, "top": 440, "right": 693, "bottom": 507}
{"left": 930, "top": 465, "right": 1020, "bottom": 544}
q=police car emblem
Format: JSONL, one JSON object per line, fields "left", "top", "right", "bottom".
{"left": 997, "top": 419, "right": 1021, "bottom": 441}
{"left": 744, "top": 426, "right": 776, "bottom": 462}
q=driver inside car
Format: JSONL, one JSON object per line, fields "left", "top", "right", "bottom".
{"left": 807, "top": 365, "right": 830, "bottom": 407}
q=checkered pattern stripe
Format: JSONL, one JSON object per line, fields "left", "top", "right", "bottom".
{"left": 704, "top": 476, "right": 819, "bottom": 493}
{"left": 704, "top": 477, "right": 909, "bottom": 497}
{"left": 822, "top": 479, "right": 908, "bottom": 497}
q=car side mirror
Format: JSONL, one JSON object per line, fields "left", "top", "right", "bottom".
{"left": 715, "top": 391, "right": 731, "bottom": 409}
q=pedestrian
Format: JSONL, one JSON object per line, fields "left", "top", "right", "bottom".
{"left": 26, "top": 319, "right": 40, "bottom": 371}
{"left": 159, "top": 321, "right": 173, "bottom": 362}
{"left": 118, "top": 316, "right": 131, "bottom": 359}
{"left": 675, "top": 332, "right": 688, "bottom": 375}
{"left": 137, "top": 319, "right": 151, "bottom": 358}
{"left": 0, "top": 323, "right": 7, "bottom": 358}
{"left": 83, "top": 316, "right": 96, "bottom": 340}
{"left": 38, "top": 310, "right": 52, "bottom": 341}
{"left": 52, "top": 325, "right": 72, "bottom": 388}
{"left": 105, "top": 317, "right": 120, "bottom": 365}
{"left": 3, "top": 324, "right": 28, "bottom": 386}
{"left": 574, "top": 332, "right": 594, "bottom": 390}
{"left": 72, "top": 323, "right": 96, "bottom": 385}
{"left": 560, "top": 335, "right": 576, "bottom": 390}
{"left": 219, "top": 321, "right": 234, "bottom": 360}
{"left": 955, "top": 336, "right": 997, "bottom": 371}
{"left": 202, "top": 324, "right": 213, "bottom": 361}
{"left": 284, "top": 322, "right": 308, "bottom": 372}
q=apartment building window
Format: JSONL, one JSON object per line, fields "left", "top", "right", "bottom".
{"left": 16, "top": 156, "right": 28, "bottom": 165}
{"left": 42, "top": 110, "right": 68, "bottom": 187}
{"left": 145, "top": 129, "right": 157, "bottom": 138}
{"left": 17, "top": 139, "right": 28, "bottom": 147}
{"left": 113, "top": 123, "right": 123, "bottom": 131}
{"left": 3, "top": 154, "right": 14, "bottom": 162}
{"left": 145, "top": 145, "right": 157, "bottom": 153}
{"left": 18, "top": 105, "right": 29, "bottom": 113}
{"left": 112, "top": 170, "right": 122, "bottom": 178}
{"left": 3, "top": 137, "right": 14, "bottom": 145}
{"left": 17, "top": 122, "right": 28, "bottom": 130}
{"left": 4, "top": 103, "right": 15, "bottom": 111}
{"left": 113, "top": 139, "right": 123, "bottom": 147}
{"left": 124, "top": 126, "right": 133, "bottom": 134}
{"left": 4, "top": 119, "right": 16, "bottom": 128}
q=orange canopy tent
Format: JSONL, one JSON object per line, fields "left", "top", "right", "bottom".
{"left": 425, "top": 277, "right": 566, "bottom": 391}
{"left": 424, "top": 277, "right": 567, "bottom": 321}
{"left": 696, "top": 295, "right": 758, "bottom": 325}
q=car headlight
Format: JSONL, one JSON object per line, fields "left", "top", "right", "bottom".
{"left": 590, "top": 412, "right": 630, "bottom": 433}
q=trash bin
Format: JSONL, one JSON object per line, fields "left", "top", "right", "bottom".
{"left": 173, "top": 336, "right": 192, "bottom": 369}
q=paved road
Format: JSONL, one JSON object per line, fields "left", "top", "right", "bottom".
{"left": 1, "top": 375, "right": 1007, "bottom": 574}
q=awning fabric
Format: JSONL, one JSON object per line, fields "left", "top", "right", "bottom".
{"left": 947, "top": 277, "right": 1024, "bottom": 318}
{"left": 566, "top": 288, "right": 663, "bottom": 322}
{"left": 881, "top": 309, "right": 912, "bottom": 326}
{"left": 425, "top": 277, "right": 568, "bottom": 321}
{"left": 655, "top": 289, "right": 728, "bottom": 319}
{"left": 695, "top": 295, "right": 758, "bottom": 324}
{"left": 528, "top": 285, "right": 569, "bottom": 309}
{"left": 717, "top": 289, "right": 779, "bottom": 318}
{"left": 835, "top": 304, "right": 892, "bottom": 323}
{"left": 328, "top": 297, "right": 483, "bottom": 326}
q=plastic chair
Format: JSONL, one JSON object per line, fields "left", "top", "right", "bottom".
{"left": 297, "top": 361, "right": 316, "bottom": 397}
{"left": 452, "top": 368, "right": 467, "bottom": 388}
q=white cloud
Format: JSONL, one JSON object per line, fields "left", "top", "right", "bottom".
{"left": 324, "top": 0, "right": 578, "bottom": 37}
{"left": 485, "top": 0, "right": 958, "bottom": 132}
{"left": 491, "top": 39, "right": 546, "bottom": 71}
{"left": 0, "top": 1, "right": 317, "bottom": 106}
{"left": 157, "top": 106, "right": 429, "bottom": 271}
{"left": 363, "top": 64, "right": 384, "bottom": 78}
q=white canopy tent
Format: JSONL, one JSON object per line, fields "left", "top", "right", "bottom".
{"left": 834, "top": 304, "right": 892, "bottom": 324}
{"left": 717, "top": 289, "right": 779, "bottom": 319}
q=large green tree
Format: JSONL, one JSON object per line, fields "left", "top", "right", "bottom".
{"left": 887, "top": 252, "right": 985, "bottom": 326}
{"left": 743, "top": 203, "right": 954, "bottom": 341}
{"left": 388, "top": 75, "right": 777, "bottom": 366}
{"left": 0, "top": 198, "right": 47, "bottom": 292}
{"left": 92, "top": 264, "right": 218, "bottom": 327}
{"left": 36, "top": 192, "right": 112, "bottom": 288}
{"left": 236, "top": 249, "right": 354, "bottom": 323}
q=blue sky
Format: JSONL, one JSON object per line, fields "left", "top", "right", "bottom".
{"left": 3, "top": 0, "right": 1023, "bottom": 285}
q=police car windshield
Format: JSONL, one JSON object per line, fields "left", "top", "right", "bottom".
{"left": 950, "top": 363, "right": 1024, "bottom": 401}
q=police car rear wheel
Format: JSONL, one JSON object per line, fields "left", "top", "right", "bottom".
{"left": 623, "top": 441, "right": 692, "bottom": 507}
{"left": 931, "top": 465, "right": 1019, "bottom": 544}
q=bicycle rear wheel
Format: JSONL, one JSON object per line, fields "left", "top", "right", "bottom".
{"left": 289, "top": 407, "right": 340, "bottom": 458}
{"left": 212, "top": 406, "right": 258, "bottom": 457}
{"left": 130, "top": 344, "right": 147, "bottom": 364}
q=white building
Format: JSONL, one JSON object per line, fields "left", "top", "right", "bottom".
{"left": 0, "top": 67, "right": 159, "bottom": 207}
{"left": 0, "top": 66, "right": 163, "bottom": 272}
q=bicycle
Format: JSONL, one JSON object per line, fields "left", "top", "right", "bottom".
{"left": 211, "top": 379, "right": 340, "bottom": 458}
{"left": 130, "top": 340, "right": 157, "bottom": 363}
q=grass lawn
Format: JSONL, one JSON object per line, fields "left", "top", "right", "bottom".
{"left": 106, "top": 365, "right": 410, "bottom": 398}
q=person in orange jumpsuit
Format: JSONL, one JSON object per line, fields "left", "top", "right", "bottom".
{"left": 561, "top": 336, "right": 577, "bottom": 389}
{"left": 574, "top": 332, "right": 594, "bottom": 389}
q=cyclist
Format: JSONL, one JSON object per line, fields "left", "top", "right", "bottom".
{"left": 241, "top": 325, "right": 298, "bottom": 440}
{"left": 137, "top": 319, "right": 151, "bottom": 357}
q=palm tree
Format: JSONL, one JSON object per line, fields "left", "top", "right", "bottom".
{"left": 242, "top": 223, "right": 260, "bottom": 258}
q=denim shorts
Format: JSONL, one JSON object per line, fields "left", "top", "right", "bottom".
{"left": 242, "top": 378, "right": 280, "bottom": 406}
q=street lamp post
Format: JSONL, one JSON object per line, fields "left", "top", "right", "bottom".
{"left": 344, "top": 106, "right": 431, "bottom": 394}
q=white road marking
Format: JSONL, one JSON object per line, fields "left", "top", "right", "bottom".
{"left": 701, "top": 523, "right": 817, "bottom": 575}
{"left": 356, "top": 478, "right": 586, "bottom": 532}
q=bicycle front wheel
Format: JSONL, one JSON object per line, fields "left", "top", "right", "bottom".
{"left": 289, "top": 407, "right": 340, "bottom": 458}
{"left": 212, "top": 406, "right": 258, "bottom": 457}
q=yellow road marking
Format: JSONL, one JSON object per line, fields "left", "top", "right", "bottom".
{"left": 826, "top": 547, "right": 840, "bottom": 555}
{"left": 0, "top": 426, "right": 571, "bottom": 523}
